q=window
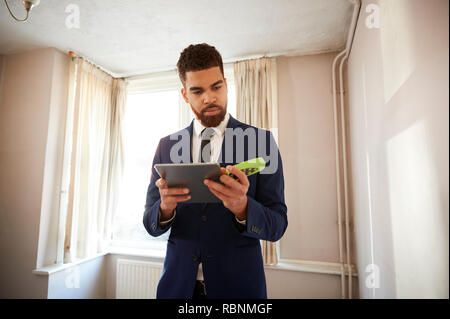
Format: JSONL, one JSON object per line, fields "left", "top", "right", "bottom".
{"left": 111, "top": 89, "right": 180, "bottom": 249}
{"left": 111, "top": 66, "right": 236, "bottom": 251}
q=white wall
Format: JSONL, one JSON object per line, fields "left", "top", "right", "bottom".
{"left": 278, "top": 53, "right": 357, "bottom": 265}
{"left": 0, "top": 47, "right": 70, "bottom": 298}
{"left": 37, "top": 48, "right": 71, "bottom": 269}
{"left": 346, "top": 0, "right": 449, "bottom": 298}
{"left": 47, "top": 255, "right": 107, "bottom": 299}
{"left": 275, "top": 53, "right": 359, "bottom": 298}
{"left": 265, "top": 267, "right": 359, "bottom": 299}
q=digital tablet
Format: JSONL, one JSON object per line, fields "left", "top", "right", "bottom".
{"left": 154, "top": 162, "right": 222, "bottom": 203}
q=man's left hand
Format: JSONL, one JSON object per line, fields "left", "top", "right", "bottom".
{"left": 204, "top": 165, "right": 249, "bottom": 221}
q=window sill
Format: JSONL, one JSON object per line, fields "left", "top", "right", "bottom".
{"left": 33, "top": 250, "right": 357, "bottom": 278}
{"left": 265, "top": 259, "right": 358, "bottom": 277}
{"left": 32, "top": 248, "right": 166, "bottom": 276}
{"left": 32, "top": 252, "right": 108, "bottom": 276}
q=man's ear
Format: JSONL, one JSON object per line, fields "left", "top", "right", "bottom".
{"left": 181, "top": 87, "right": 189, "bottom": 104}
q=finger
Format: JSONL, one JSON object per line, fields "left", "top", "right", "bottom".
{"left": 227, "top": 165, "right": 249, "bottom": 187}
{"left": 161, "top": 187, "right": 190, "bottom": 196}
{"left": 218, "top": 167, "right": 230, "bottom": 183}
{"left": 223, "top": 166, "right": 238, "bottom": 180}
{"left": 205, "top": 179, "right": 238, "bottom": 198}
{"left": 156, "top": 178, "right": 167, "bottom": 189}
{"left": 208, "top": 186, "right": 233, "bottom": 203}
{"left": 219, "top": 173, "right": 246, "bottom": 192}
{"left": 163, "top": 194, "right": 191, "bottom": 205}
{"left": 173, "top": 195, "right": 191, "bottom": 202}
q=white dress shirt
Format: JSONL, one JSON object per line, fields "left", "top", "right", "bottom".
{"left": 192, "top": 112, "right": 230, "bottom": 163}
{"left": 159, "top": 112, "right": 246, "bottom": 281}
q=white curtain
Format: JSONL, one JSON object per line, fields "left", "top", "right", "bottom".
{"left": 234, "top": 57, "right": 279, "bottom": 265}
{"left": 64, "top": 58, "right": 127, "bottom": 262}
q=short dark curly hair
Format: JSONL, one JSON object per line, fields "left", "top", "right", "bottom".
{"left": 177, "top": 43, "right": 224, "bottom": 85}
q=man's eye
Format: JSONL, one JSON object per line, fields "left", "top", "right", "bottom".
{"left": 214, "top": 86, "right": 222, "bottom": 90}
{"left": 192, "top": 91, "right": 201, "bottom": 95}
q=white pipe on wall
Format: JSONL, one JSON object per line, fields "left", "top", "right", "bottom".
{"left": 339, "top": 0, "right": 361, "bottom": 299}
{"left": 332, "top": 49, "right": 346, "bottom": 299}
{"left": 331, "top": 0, "right": 361, "bottom": 299}
{"left": 339, "top": 49, "right": 352, "bottom": 299}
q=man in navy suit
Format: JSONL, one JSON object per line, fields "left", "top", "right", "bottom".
{"left": 143, "top": 43, "right": 287, "bottom": 299}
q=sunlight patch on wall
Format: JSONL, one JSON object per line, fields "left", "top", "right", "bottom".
{"left": 386, "top": 119, "right": 448, "bottom": 298}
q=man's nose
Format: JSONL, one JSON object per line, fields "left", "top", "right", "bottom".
{"left": 203, "top": 92, "right": 216, "bottom": 105}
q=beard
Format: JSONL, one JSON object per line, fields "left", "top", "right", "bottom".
{"left": 192, "top": 102, "right": 227, "bottom": 127}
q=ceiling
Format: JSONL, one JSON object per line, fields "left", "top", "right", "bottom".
{"left": 0, "top": 0, "right": 353, "bottom": 77}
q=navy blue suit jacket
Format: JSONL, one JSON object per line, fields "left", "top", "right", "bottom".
{"left": 143, "top": 115, "right": 287, "bottom": 298}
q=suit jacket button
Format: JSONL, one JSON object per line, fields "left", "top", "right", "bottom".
{"left": 151, "top": 222, "right": 156, "bottom": 230}
{"left": 201, "top": 215, "right": 207, "bottom": 222}
{"left": 192, "top": 255, "right": 199, "bottom": 262}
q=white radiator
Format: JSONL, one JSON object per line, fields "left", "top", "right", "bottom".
{"left": 116, "top": 259, "right": 163, "bottom": 299}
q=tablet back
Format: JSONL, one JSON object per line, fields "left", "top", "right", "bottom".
{"left": 154, "top": 163, "right": 222, "bottom": 203}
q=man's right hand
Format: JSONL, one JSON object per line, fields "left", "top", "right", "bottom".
{"left": 155, "top": 178, "right": 191, "bottom": 221}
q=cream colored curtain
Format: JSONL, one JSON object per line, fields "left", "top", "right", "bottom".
{"left": 234, "top": 57, "right": 279, "bottom": 265}
{"left": 64, "top": 58, "right": 127, "bottom": 262}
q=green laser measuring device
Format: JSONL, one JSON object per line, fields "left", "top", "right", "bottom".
{"left": 225, "top": 157, "right": 266, "bottom": 179}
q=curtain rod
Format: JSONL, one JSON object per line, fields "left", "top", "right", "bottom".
{"left": 124, "top": 47, "right": 339, "bottom": 80}
{"left": 67, "top": 51, "right": 124, "bottom": 79}
{"left": 68, "top": 45, "right": 340, "bottom": 81}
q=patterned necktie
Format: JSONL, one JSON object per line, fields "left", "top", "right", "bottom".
{"left": 199, "top": 128, "right": 215, "bottom": 163}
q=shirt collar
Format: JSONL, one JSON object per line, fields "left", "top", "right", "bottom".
{"left": 193, "top": 112, "right": 230, "bottom": 138}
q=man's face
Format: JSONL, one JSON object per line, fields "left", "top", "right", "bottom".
{"left": 181, "top": 66, "right": 227, "bottom": 127}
